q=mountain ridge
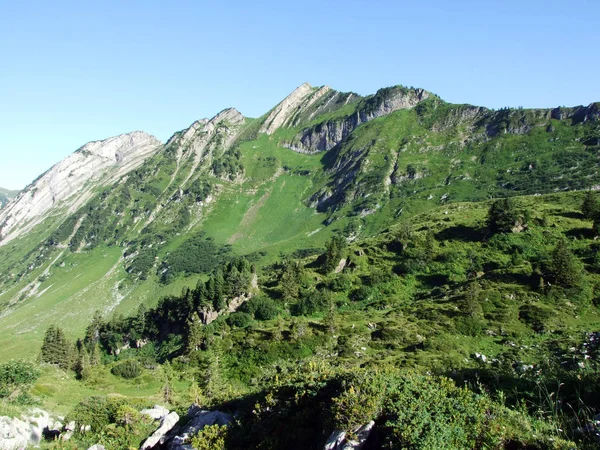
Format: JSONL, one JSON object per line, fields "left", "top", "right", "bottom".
{"left": 0, "top": 81, "right": 599, "bottom": 360}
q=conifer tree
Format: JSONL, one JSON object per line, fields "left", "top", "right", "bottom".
{"left": 280, "top": 260, "right": 302, "bottom": 300}
{"left": 581, "top": 190, "right": 598, "bottom": 220}
{"left": 40, "top": 325, "right": 73, "bottom": 370}
{"left": 324, "top": 297, "right": 337, "bottom": 336}
{"left": 547, "top": 238, "right": 584, "bottom": 288}
{"left": 323, "top": 235, "right": 347, "bottom": 273}
{"left": 90, "top": 343, "right": 102, "bottom": 366}
{"left": 487, "top": 198, "right": 519, "bottom": 234}
{"left": 186, "top": 312, "right": 204, "bottom": 353}
{"left": 84, "top": 310, "right": 104, "bottom": 352}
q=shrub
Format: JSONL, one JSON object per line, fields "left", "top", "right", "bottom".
{"left": 292, "top": 290, "right": 329, "bottom": 316}
{"left": 327, "top": 274, "right": 353, "bottom": 292}
{"left": 111, "top": 360, "right": 142, "bottom": 379}
{"left": 0, "top": 361, "right": 40, "bottom": 395}
{"left": 190, "top": 424, "right": 228, "bottom": 450}
{"left": 227, "top": 312, "right": 253, "bottom": 328}
{"left": 243, "top": 296, "right": 279, "bottom": 321}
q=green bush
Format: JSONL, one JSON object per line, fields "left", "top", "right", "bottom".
{"left": 190, "top": 424, "right": 228, "bottom": 450}
{"left": 227, "top": 312, "right": 253, "bottom": 328}
{"left": 0, "top": 361, "right": 40, "bottom": 395}
{"left": 243, "top": 296, "right": 279, "bottom": 321}
{"left": 110, "top": 360, "right": 142, "bottom": 379}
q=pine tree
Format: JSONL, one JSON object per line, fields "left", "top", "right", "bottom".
{"left": 323, "top": 236, "right": 347, "bottom": 273}
{"left": 324, "top": 297, "right": 337, "bottom": 336}
{"left": 40, "top": 325, "right": 73, "bottom": 370}
{"left": 74, "top": 339, "right": 91, "bottom": 379}
{"left": 131, "top": 304, "right": 147, "bottom": 342}
{"left": 161, "top": 361, "right": 175, "bottom": 404}
{"left": 194, "top": 281, "right": 209, "bottom": 309}
{"left": 90, "top": 343, "right": 102, "bottom": 366}
{"left": 487, "top": 198, "right": 519, "bottom": 234}
{"left": 186, "top": 312, "right": 204, "bottom": 353}
{"left": 84, "top": 310, "right": 104, "bottom": 352}
{"left": 548, "top": 239, "right": 584, "bottom": 288}
{"left": 280, "top": 260, "right": 302, "bottom": 300}
{"left": 581, "top": 190, "right": 598, "bottom": 220}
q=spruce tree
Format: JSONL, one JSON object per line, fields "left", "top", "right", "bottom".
{"left": 40, "top": 325, "right": 73, "bottom": 370}
{"left": 186, "top": 312, "right": 204, "bottom": 353}
{"left": 323, "top": 235, "right": 347, "bottom": 273}
{"left": 486, "top": 198, "right": 519, "bottom": 234}
{"left": 548, "top": 239, "right": 584, "bottom": 288}
{"left": 581, "top": 190, "right": 598, "bottom": 220}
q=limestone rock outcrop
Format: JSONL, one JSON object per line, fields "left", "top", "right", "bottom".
{"left": 0, "top": 131, "right": 162, "bottom": 244}
{"left": 165, "top": 405, "right": 233, "bottom": 450}
{"left": 141, "top": 411, "right": 180, "bottom": 450}
{"left": 285, "top": 86, "right": 430, "bottom": 153}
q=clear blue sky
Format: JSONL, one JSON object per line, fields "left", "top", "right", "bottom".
{"left": 1, "top": 0, "right": 599, "bottom": 189}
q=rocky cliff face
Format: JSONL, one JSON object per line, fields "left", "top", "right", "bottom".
{"left": 0, "top": 131, "right": 161, "bottom": 244}
{"left": 284, "top": 86, "right": 431, "bottom": 153}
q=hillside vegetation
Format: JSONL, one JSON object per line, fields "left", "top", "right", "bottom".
{"left": 0, "top": 83, "right": 600, "bottom": 449}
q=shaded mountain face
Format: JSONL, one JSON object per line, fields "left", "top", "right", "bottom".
{"left": 0, "top": 82, "right": 599, "bottom": 359}
{"left": 0, "top": 187, "right": 19, "bottom": 209}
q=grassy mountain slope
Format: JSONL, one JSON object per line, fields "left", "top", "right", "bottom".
{"left": 4, "top": 190, "right": 600, "bottom": 448}
{"left": 0, "top": 86, "right": 599, "bottom": 362}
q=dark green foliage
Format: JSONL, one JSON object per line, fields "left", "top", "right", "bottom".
{"left": 242, "top": 296, "right": 279, "bottom": 321}
{"left": 327, "top": 273, "right": 353, "bottom": 292}
{"left": 323, "top": 235, "right": 347, "bottom": 273}
{"left": 111, "top": 360, "right": 142, "bottom": 379}
{"left": 486, "top": 198, "right": 519, "bottom": 234}
{"left": 292, "top": 289, "right": 330, "bottom": 316}
{"left": 126, "top": 247, "right": 157, "bottom": 280}
{"left": 227, "top": 312, "right": 253, "bottom": 328}
{"left": 212, "top": 148, "right": 243, "bottom": 180}
{"left": 185, "top": 179, "right": 211, "bottom": 202}
{"left": 546, "top": 239, "right": 584, "bottom": 288}
{"left": 40, "top": 325, "right": 73, "bottom": 370}
{"left": 581, "top": 190, "right": 598, "bottom": 220}
{"left": 160, "top": 233, "right": 225, "bottom": 283}
{"left": 279, "top": 259, "right": 304, "bottom": 300}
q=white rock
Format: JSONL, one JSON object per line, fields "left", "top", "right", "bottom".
{"left": 0, "top": 131, "right": 162, "bottom": 244}
{"left": 141, "top": 405, "right": 170, "bottom": 421}
{"left": 141, "top": 411, "right": 180, "bottom": 450}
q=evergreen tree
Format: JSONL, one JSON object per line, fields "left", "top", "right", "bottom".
{"left": 323, "top": 236, "right": 347, "bottom": 273}
{"left": 40, "top": 325, "right": 73, "bottom": 370}
{"left": 193, "top": 281, "right": 209, "bottom": 309}
{"left": 74, "top": 339, "right": 91, "bottom": 379}
{"left": 131, "top": 304, "right": 147, "bottom": 342}
{"left": 581, "top": 190, "right": 598, "bottom": 220}
{"left": 186, "top": 312, "right": 204, "bottom": 353}
{"left": 90, "top": 343, "right": 102, "bottom": 366}
{"left": 547, "top": 239, "right": 584, "bottom": 288}
{"left": 84, "top": 310, "right": 104, "bottom": 352}
{"left": 280, "top": 260, "right": 302, "bottom": 300}
{"left": 486, "top": 198, "right": 519, "bottom": 234}
{"left": 324, "top": 296, "right": 337, "bottom": 336}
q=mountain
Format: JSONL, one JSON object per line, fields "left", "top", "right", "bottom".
{"left": 0, "top": 83, "right": 599, "bottom": 358}
{"left": 0, "top": 131, "right": 161, "bottom": 243}
{"left": 0, "top": 186, "right": 19, "bottom": 209}
{"left": 1, "top": 83, "right": 600, "bottom": 449}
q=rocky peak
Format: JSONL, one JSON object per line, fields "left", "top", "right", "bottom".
{"left": 284, "top": 85, "right": 432, "bottom": 154}
{"left": 0, "top": 131, "right": 162, "bottom": 244}
{"left": 169, "top": 108, "right": 245, "bottom": 147}
{"left": 259, "top": 82, "right": 318, "bottom": 134}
